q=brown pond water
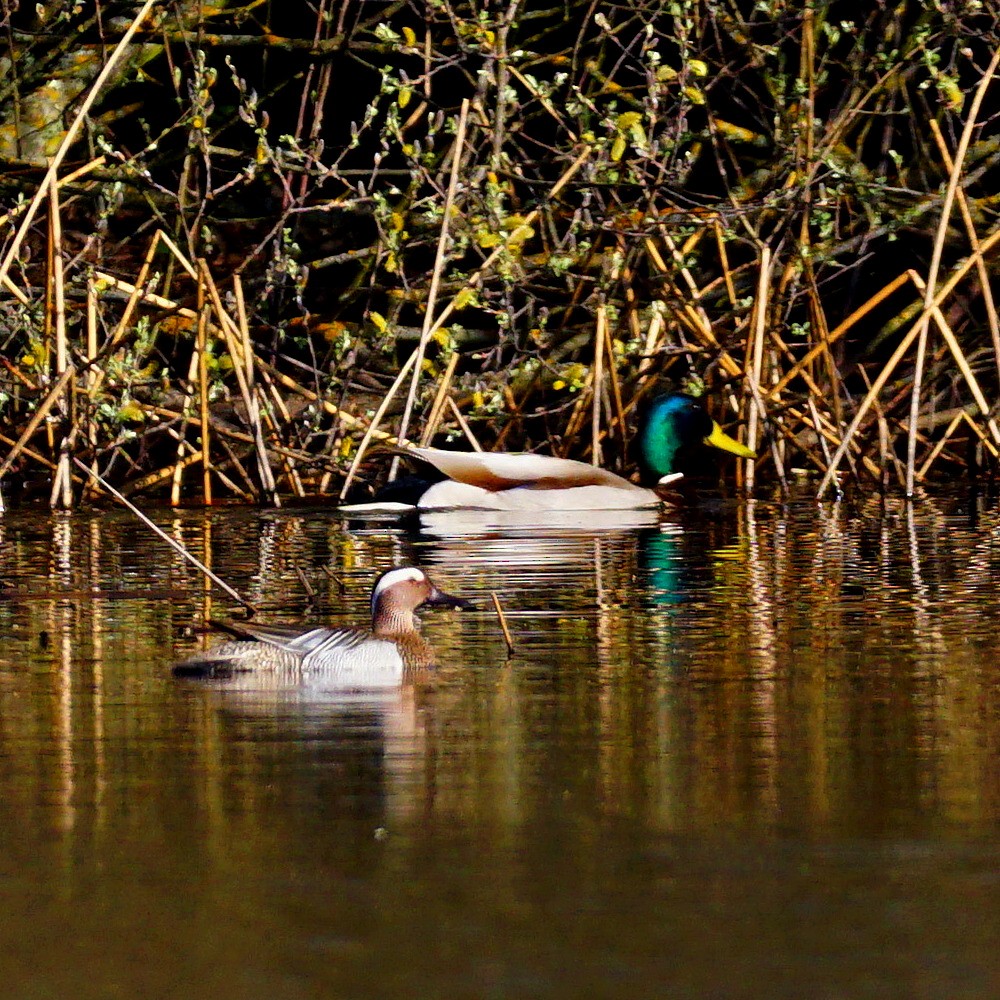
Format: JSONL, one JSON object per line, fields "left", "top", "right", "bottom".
{"left": 1, "top": 491, "right": 1000, "bottom": 999}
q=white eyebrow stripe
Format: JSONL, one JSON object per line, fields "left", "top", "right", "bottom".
{"left": 372, "top": 567, "right": 426, "bottom": 603}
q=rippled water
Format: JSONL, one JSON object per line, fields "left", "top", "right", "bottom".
{"left": 2, "top": 491, "right": 1000, "bottom": 998}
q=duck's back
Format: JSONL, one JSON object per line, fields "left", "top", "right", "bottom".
{"left": 175, "top": 625, "right": 410, "bottom": 687}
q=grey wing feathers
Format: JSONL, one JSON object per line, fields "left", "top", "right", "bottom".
{"left": 233, "top": 623, "right": 369, "bottom": 657}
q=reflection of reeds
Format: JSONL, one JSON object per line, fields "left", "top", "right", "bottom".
{"left": 73, "top": 457, "right": 253, "bottom": 611}
{"left": 5, "top": 499, "right": 1000, "bottom": 839}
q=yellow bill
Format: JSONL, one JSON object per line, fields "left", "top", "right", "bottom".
{"left": 705, "top": 421, "right": 756, "bottom": 459}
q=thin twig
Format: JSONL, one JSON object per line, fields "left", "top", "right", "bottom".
{"left": 196, "top": 272, "right": 212, "bottom": 503}
{"left": 420, "top": 350, "right": 461, "bottom": 446}
{"left": 591, "top": 304, "right": 606, "bottom": 467}
{"left": 391, "top": 97, "right": 470, "bottom": 480}
{"left": 48, "top": 173, "right": 73, "bottom": 509}
{"left": 745, "top": 245, "right": 771, "bottom": 493}
{"left": 233, "top": 273, "right": 280, "bottom": 504}
{"left": 0, "top": 367, "right": 77, "bottom": 480}
{"left": 447, "top": 397, "right": 483, "bottom": 451}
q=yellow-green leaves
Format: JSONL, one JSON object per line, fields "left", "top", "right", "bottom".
{"left": 503, "top": 214, "right": 535, "bottom": 248}
{"left": 610, "top": 111, "right": 646, "bottom": 161}
{"left": 654, "top": 59, "right": 707, "bottom": 104}
{"left": 116, "top": 399, "right": 146, "bottom": 424}
{"left": 551, "top": 362, "right": 587, "bottom": 392}
{"left": 20, "top": 338, "right": 46, "bottom": 370}
{"left": 937, "top": 75, "right": 964, "bottom": 111}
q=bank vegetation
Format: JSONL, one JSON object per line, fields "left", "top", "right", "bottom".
{"left": 1, "top": 0, "right": 999, "bottom": 508}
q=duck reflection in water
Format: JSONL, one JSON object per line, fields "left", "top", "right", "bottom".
{"left": 640, "top": 513, "right": 751, "bottom": 609}
{"left": 173, "top": 566, "right": 470, "bottom": 691}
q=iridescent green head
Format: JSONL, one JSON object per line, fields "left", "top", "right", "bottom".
{"left": 639, "top": 393, "right": 755, "bottom": 479}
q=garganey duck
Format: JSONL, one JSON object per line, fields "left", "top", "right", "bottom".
{"left": 173, "top": 566, "right": 469, "bottom": 685}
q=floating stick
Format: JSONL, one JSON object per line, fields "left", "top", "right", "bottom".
{"left": 491, "top": 592, "right": 515, "bottom": 656}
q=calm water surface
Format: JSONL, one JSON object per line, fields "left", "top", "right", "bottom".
{"left": 1, "top": 491, "right": 1000, "bottom": 999}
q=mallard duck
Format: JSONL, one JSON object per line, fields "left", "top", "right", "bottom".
{"left": 172, "top": 567, "right": 469, "bottom": 684}
{"left": 342, "top": 392, "right": 755, "bottom": 513}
